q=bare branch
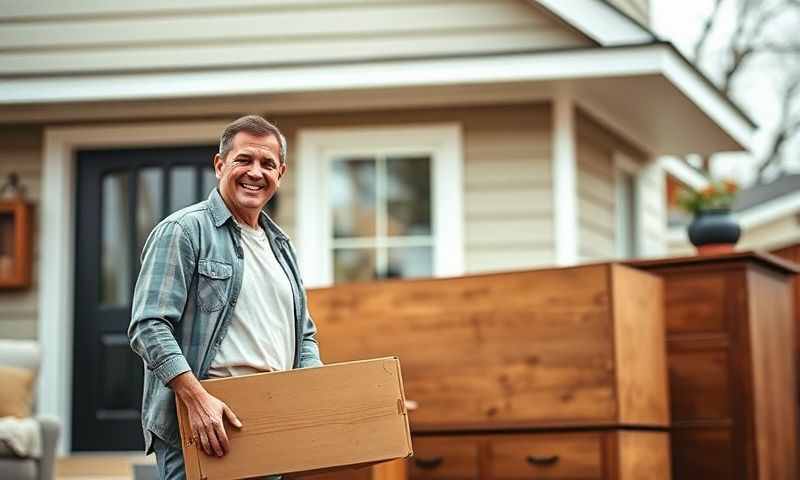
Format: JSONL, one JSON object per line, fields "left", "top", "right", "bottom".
{"left": 694, "top": 0, "right": 725, "bottom": 60}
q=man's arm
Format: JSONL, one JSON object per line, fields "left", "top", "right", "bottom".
{"left": 128, "top": 220, "right": 195, "bottom": 384}
{"left": 299, "top": 310, "right": 323, "bottom": 368}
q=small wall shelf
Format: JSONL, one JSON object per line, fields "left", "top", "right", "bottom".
{"left": 0, "top": 198, "right": 32, "bottom": 289}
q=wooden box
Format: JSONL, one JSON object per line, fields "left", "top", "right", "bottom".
{"left": 630, "top": 252, "right": 799, "bottom": 480}
{"left": 309, "top": 263, "right": 669, "bottom": 432}
{"left": 0, "top": 199, "right": 32, "bottom": 289}
{"left": 177, "top": 358, "right": 413, "bottom": 480}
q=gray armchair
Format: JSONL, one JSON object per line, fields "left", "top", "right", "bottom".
{"left": 0, "top": 340, "right": 60, "bottom": 480}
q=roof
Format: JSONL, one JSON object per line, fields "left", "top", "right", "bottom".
{"left": 733, "top": 174, "right": 800, "bottom": 212}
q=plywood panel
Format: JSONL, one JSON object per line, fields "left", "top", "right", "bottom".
{"left": 611, "top": 265, "right": 668, "bottom": 426}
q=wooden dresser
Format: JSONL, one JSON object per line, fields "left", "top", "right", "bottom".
{"left": 630, "top": 252, "right": 799, "bottom": 479}
{"left": 308, "top": 263, "right": 671, "bottom": 479}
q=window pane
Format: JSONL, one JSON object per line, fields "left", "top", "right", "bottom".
{"left": 136, "top": 168, "right": 163, "bottom": 260}
{"left": 386, "top": 246, "right": 433, "bottom": 279}
{"left": 333, "top": 248, "right": 377, "bottom": 283}
{"left": 170, "top": 166, "right": 196, "bottom": 213}
{"left": 202, "top": 168, "right": 217, "bottom": 199}
{"left": 331, "top": 158, "right": 376, "bottom": 238}
{"left": 386, "top": 156, "right": 431, "bottom": 236}
{"left": 101, "top": 172, "right": 131, "bottom": 306}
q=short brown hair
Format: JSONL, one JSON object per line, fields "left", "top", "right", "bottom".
{"left": 218, "top": 115, "right": 287, "bottom": 164}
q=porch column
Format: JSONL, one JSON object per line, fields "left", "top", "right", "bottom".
{"left": 552, "top": 94, "right": 579, "bottom": 265}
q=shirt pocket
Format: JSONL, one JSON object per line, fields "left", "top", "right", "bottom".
{"left": 197, "top": 259, "right": 233, "bottom": 312}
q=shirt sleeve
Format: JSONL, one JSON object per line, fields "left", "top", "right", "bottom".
{"left": 128, "top": 220, "right": 196, "bottom": 385}
{"left": 299, "top": 309, "right": 324, "bottom": 368}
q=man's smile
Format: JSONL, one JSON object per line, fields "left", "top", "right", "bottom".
{"left": 239, "top": 181, "right": 265, "bottom": 191}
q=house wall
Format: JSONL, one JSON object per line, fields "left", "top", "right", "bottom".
{"left": 574, "top": 109, "right": 664, "bottom": 261}
{"left": 0, "top": 0, "right": 590, "bottom": 77}
{"left": 0, "top": 127, "right": 42, "bottom": 339}
{"left": 273, "top": 103, "right": 555, "bottom": 273}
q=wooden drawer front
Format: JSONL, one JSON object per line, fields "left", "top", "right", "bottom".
{"left": 489, "top": 434, "right": 603, "bottom": 479}
{"left": 410, "top": 437, "right": 479, "bottom": 480}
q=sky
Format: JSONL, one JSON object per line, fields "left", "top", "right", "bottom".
{"left": 651, "top": 0, "right": 799, "bottom": 186}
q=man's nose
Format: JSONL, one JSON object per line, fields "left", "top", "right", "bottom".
{"left": 246, "top": 162, "right": 263, "bottom": 178}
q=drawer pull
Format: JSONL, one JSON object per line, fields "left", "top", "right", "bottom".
{"left": 414, "top": 457, "right": 444, "bottom": 470}
{"left": 526, "top": 455, "right": 560, "bottom": 467}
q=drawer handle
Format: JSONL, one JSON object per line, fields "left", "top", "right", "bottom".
{"left": 414, "top": 457, "right": 444, "bottom": 470}
{"left": 526, "top": 455, "right": 560, "bottom": 467}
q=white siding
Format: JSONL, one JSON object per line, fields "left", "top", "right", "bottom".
{"left": 0, "top": 127, "right": 41, "bottom": 340}
{"left": 0, "top": 0, "right": 590, "bottom": 76}
{"left": 637, "top": 160, "right": 667, "bottom": 257}
{"left": 274, "top": 103, "right": 554, "bottom": 274}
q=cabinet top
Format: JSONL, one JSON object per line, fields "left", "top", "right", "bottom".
{"left": 627, "top": 250, "right": 799, "bottom": 275}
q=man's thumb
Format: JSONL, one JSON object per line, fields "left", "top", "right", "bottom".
{"left": 224, "top": 405, "right": 243, "bottom": 428}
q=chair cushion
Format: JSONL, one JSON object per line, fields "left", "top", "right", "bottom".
{"left": 0, "top": 366, "right": 34, "bottom": 418}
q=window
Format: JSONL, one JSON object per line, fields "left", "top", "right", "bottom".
{"left": 615, "top": 153, "right": 640, "bottom": 259}
{"left": 297, "top": 125, "right": 464, "bottom": 287}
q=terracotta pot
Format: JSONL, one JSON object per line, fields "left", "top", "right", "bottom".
{"left": 688, "top": 208, "right": 741, "bottom": 255}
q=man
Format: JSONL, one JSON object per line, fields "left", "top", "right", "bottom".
{"left": 129, "top": 115, "right": 322, "bottom": 480}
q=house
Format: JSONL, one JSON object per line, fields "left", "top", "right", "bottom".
{"left": 0, "top": 0, "right": 755, "bottom": 455}
{"left": 665, "top": 163, "right": 800, "bottom": 254}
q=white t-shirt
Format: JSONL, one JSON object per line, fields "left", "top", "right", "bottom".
{"left": 208, "top": 222, "right": 295, "bottom": 377}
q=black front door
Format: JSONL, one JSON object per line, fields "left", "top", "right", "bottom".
{"left": 73, "top": 146, "right": 217, "bottom": 451}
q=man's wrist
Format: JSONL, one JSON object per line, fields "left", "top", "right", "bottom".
{"left": 170, "top": 371, "right": 206, "bottom": 402}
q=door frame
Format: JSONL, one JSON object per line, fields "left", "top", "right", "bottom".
{"left": 41, "top": 120, "right": 227, "bottom": 453}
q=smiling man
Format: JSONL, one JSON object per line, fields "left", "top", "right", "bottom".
{"left": 129, "top": 115, "right": 323, "bottom": 480}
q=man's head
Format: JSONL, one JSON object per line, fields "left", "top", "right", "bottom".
{"left": 214, "top": 115, "right": 288, "bottom": 227}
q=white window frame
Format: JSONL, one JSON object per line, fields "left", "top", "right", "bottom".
{"left": 614, "top": 152, "right": 643, "bottom": 259}
{"left": 297, "top": 124, "right": 464, "bottom": 287}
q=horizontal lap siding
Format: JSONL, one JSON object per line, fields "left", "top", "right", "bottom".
{"left": 577, "top": 126, "right": 616, "bottom": 262}
{"left": 0, "top": 127, "right": 41, "bottom": 340}
{"left": 270, "top": 103, "right": 553, "bottom": 273}
{"left": 0, "top": 0, "right": 590, "bottom": 76}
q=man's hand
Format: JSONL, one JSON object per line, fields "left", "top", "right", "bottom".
{"left": 170, "top": 372, "right": 243, "bottom": 457}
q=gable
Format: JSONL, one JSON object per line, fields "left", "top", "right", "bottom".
{"left": 0, "top": 0, "right": 592, "bottom": 77}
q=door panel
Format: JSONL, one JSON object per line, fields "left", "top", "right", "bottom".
{"left": 73, "top": 146, "right": 216, "bottom": 451}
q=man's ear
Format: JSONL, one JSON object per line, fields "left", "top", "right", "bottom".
{"left": 278, "top": 163, "right": 287, "bottom": 180}
{"left": 213, "top": 153, "right": 224, "bottom": 179}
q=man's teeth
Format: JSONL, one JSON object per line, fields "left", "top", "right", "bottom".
{"left": 241, "top": 183, "right": 264, "bottom": 191}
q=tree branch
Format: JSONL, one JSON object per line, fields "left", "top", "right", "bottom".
{"left": 694, "top": 0, "right": 725, "bottom": 60}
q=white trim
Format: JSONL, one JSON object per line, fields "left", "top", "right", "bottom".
{"left": 296, "top": 125, "right": 464, "bottom": 287}
{"left": 661, "top": 53, "right": 753, "bottom": 150}
{"left": 532, "top": 0, "right": 654, "bottom": 45}
{"left": 39, "top": 120, "right": 226, "bottom": 454}
{"left": 659, "top": 155, "right": 710, "bottom": 190}
{"left": 552, "top": 95, "right": 579, "bottom": 265}
{"left": 613, "top": 152, "right": 646, "bottom": 259}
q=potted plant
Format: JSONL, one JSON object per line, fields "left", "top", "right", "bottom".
{"left": 678, "top": 179, "right": 741, "bottom": 255}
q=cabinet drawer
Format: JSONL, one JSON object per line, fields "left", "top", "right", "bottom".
{"left": 489, "top": 433, "right": 603, "bottom": 479}
{"left": 410, "top": 437, "right": 480, "bottom": 480}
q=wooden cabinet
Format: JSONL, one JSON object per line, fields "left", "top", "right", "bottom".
{"left": 630, "top": 252, "right": 799, "bottom": 480}
{"left": 0, "top": 198, "right": 32, "bottom": 289}
{"left": 308, "top": 263, "right": 671, "bottom": 480}
{"left": 409, "top": 431, "right": 669, "bottom": 480}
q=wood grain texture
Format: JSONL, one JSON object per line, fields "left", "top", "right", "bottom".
{"left": 747, "top": 266, "right": 798, "bottom": 480}
{"left": 631, "top": 253, "right": 800, "bottom": 480}
{"left": 309, "top": 263, "right": 668, "bottom": 431}
{"left": 410, "top": 436, "right": 481, "bottom": 480}
{"left": 610, "top": 265, "right": 669, "bottom": 427}
{"left": 177, "top": 358, "right": 412, "bottom": 480}
{"left": 488, "top": 432, "right": 603, "bottom": 479}
{"left": 614, "top": 430, "right": 671, "bottom": 480}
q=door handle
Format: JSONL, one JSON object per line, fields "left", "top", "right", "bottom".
{"left": 526, "top": 455, "right": 560, "bottom": 467}
{"left": 414, "top": 456, "right": 444, "bottom": 470}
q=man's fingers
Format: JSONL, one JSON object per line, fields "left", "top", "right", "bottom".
{"left": 207, "top": 422, "right": 224, "bottom": 457}
{"left": 213, "top": 420, "right": 230, "bottom": 455}
{"left": 198, "top": 429, "right": 212, "bottom": 457}
{"left": 224, "top": 405, "right": 243, "bottom": 429}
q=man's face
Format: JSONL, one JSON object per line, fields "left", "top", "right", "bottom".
{"left": 214, "top": 131, "right": 286, "bottom": 222}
